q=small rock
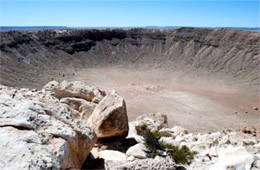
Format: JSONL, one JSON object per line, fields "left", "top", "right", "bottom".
{"left": 135, "top": 113, "right": 168, "bottom": 132}
{"left": 126, "top": 143, "right": 147, "bottom": 159}
{"left": 243, "top": 139, "right": 257, "bottom": 145}
{"left": 253, "top": 107, "right": 258, "bottom": 111}
{"left": 171, "top": 126, "right": 188, "bottom": 136}
{"left": 99, "top": 150, "right": 127, "bottom": 161}
{"left": 159, "top": 137, "right": 179, "bottom": 147}
{"left": 158, "top": 128, "right": 173, "bottom": 137}
{"left": 219, "top": 135, "right": 230, "bottom": 145}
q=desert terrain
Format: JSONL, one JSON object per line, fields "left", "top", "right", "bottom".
{"left": 0, "top": 27, "right": 259, "bottom": 132}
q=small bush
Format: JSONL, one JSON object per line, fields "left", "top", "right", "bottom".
{"left": 136, "top": 124, "right": 161, "bottom": 158}
{"left": 159, "top": 142, "right": 196, "bottom": 165}
{"left": 135, "top": 124, "right": 196, "bottom": 165}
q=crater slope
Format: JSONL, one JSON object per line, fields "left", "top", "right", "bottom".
{"left": 0, "top": 28, "right": 259, "bottom": 132}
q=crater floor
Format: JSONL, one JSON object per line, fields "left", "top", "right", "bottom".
{"left": 57, "top": 67, "right": 259, "bottom": 133}
{"left": 0, "top": 28, "right": 259, "bottom": 132}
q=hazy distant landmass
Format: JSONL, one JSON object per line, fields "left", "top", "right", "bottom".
{"left": 0, "top": 26, "right": 259, "bottom": 31}
{"left": 0, "top": 26, "right": 69, "bottom": 31}
{"left": 146, "top": 26, "right": 260, "bottom": 31}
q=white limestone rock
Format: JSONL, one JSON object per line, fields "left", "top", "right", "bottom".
{"left": 209, "top": 146, "right": 254, "bottom": 170}
{"left": 43, "top": 80, "right": 106, "bottom": 103}
{"left": 0, "top": 85, "right": 97, "bottom": 170}
{"left": 135, "top": 113, "right": 168, "bottom": 132}
{"left": 99, "top": 150, "right": 127, "bottom": 161}
{"left": 126, "top": 143, "right": 147, "bottom": 159}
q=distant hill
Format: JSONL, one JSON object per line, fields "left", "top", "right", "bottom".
{"left": 218, "top": 27, "right": 260, "bottom": 31}
{"left": 0, "top": 26, "right": 69, "bottom": 31}
{"left": 145, "top": 26, "right": 260, "bottom": 31}
{"left": 0, "top": 26, "right": 259, "bottom": 31}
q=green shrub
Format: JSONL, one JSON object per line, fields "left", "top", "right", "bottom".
{"left": 135, "top": 124, "right": 196, "bottom": 165}
{"left": 159, "top": 142, "right": 196, "bottom": 165}
{"left": 135, "top": 124, "right": 161, "bottom": 158}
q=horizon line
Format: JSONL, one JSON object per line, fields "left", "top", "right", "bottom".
{"left": 1, "top": 26, "right": 260, "bottom": 28}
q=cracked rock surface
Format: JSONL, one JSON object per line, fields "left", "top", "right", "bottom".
{"left": 0, "top": 85, "right": 97, "bottom": 170}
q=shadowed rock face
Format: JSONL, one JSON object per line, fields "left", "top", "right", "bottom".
{"left": 0, "top": 27, "right": 259, "bottom": 88}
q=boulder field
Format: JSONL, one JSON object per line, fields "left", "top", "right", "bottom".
{"left": 0, "top": 80, "right": 259, "bottom": 170}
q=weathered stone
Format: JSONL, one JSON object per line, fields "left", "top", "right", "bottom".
{"left": 87, "top": 90, "right": 129, "bottom": 139}
{"left": 60, "top": 97, "right": 96, "bottom": 121}
{"left": 105, "top": 156, "right": 176, "bottom": 170}
{"left": 0, "top": 85, "right": 97, "bottom": 170}
{"left": 42, "top": 80, "right": 59, "bottom": 91}
{"left": 209, "top": 146, "right": 254, "bottom": 170}
{"left": 158, "top": 128, "right": 173, "bottom": 137}
{"left": 127, "top": 122, "right": 144, "bottom": 143}
{"left": 43, "top": 80, "right": 106, "bottom": 103}
{"left": 171, "top": 126, "right": 189, "bottom": 136}
{"left": 99, "top": 150, "right": 127, "bottom": 161}
{"left": 145, "top": 85, "right": 164, "bottom": 92}
{"left": 219, "top": 135, "right": 230, "bottom": 145}
{"left": 159, "top": 137, "right": 179, "bottom": 147}
{"left": 159, "top": 126, "right": 188, "bottom": 138}
{"left": 90, "top": 147, "right": 100, "bottom": 159}
{"left": 126, "top": 143, "right": 147, "bottom": 159}
{"left": 135, "top": 113, "right": 168, "bottom": 132}
{"left": 243, "top": 138, "right": 257, "bottom": 145}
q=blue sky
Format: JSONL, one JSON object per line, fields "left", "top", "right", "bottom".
{"left": 0, "top": 0, "right": 259, "bottom": 27}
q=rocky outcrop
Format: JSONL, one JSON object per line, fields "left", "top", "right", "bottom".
{"left": 87, "top": 90, "right": 129, "bottom": 139}
{"left": 0, "top": 85, "right": 97, "bottom": 169}
{"left": 43, "top": 80, "right": 106, "bottom": 103}
{"left": 93, "top": 113, "right": 259, "bottom": 170}
{"left": 1, "top": 80, "right": 259, "bottom": 170}
{"left": 43, "top": 80, "right": 104, "bottom": 125}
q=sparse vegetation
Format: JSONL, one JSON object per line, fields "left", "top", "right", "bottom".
{"left": 136, "top": 124, "right": 196, "bottom": 165}
{"left": 159, "top": 142, "right": 196, "bottom": 165}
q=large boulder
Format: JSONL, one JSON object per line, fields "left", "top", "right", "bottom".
{"left": 0, "top": 85, "right": 97, "bottom": 169}
{"left": 43, "top": 80, "right": 106, "bottom": 103}
{"left": 87, "top": 90, "right": 129, "bottom": 139}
